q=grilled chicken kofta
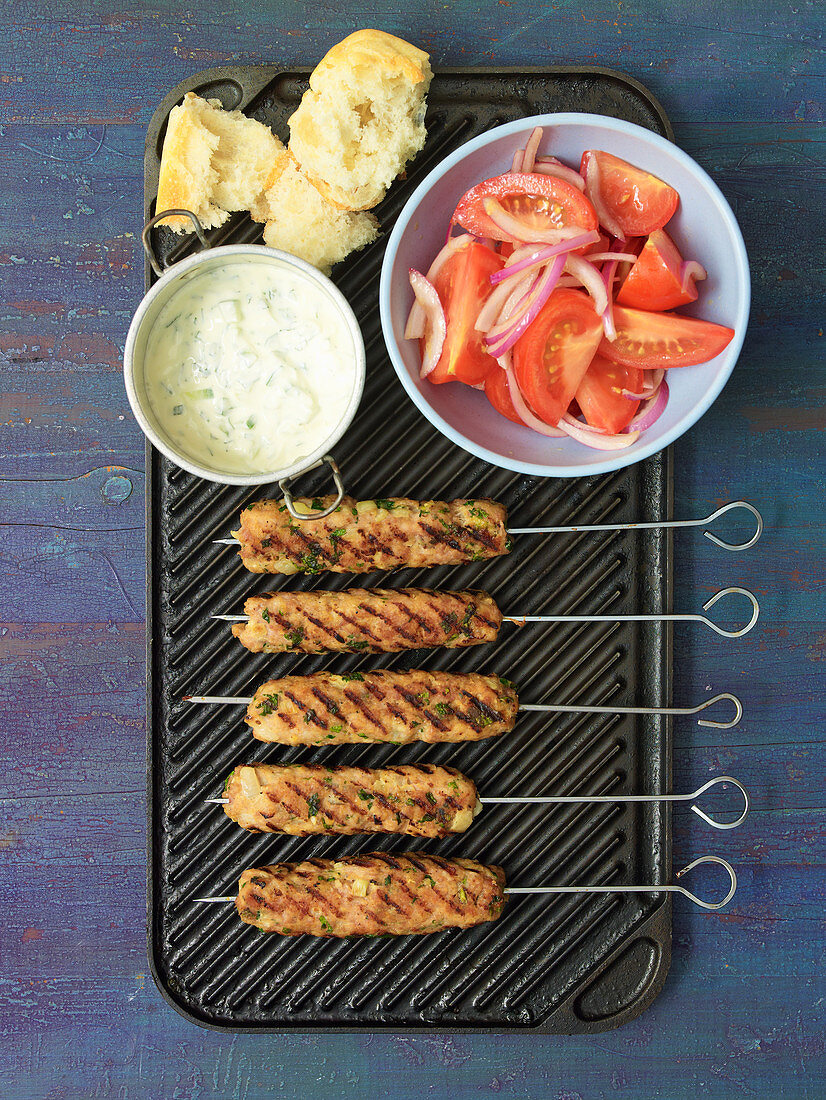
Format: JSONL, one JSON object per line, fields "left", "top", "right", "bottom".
{"left": 235, "top": 852, "right": 507, "bottom": 937}
{"left": 233, "top": 496, "right": 510, "bottom": 575}
{"left": 223, "top": 763, "right": 481, "bottom": 837}
{"left": 231, "top": 587, "right": 502, "bottom": 654}
{"left": 244, "top": 669, "right": 518, "bottom": 745}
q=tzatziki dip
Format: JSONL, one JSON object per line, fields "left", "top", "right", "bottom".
{"left": 143, "top": 260, "right": 357, "bottom": 474}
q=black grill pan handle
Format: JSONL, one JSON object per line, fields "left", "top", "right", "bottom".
{"left": 141, "top": 209, "right": 209, "bottom": 276}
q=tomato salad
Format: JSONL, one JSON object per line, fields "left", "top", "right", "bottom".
{"left": 404, "top": 128, "right": 735, "bottom": 450}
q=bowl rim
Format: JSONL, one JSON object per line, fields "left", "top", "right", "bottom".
{"left": 124, "top": 243, "right": 366, "bottom": 486}
{"left": 379, "top": 111, "right": 750, "bottom": 478}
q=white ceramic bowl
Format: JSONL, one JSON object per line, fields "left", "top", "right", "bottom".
{"left": 124, "top": 244, "right": 366, "bottom": 486}
{"left": 379, "top": 113, "right": 750, "bottom": 477}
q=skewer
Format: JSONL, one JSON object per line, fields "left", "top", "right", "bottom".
{"left": 184, "top": 689, "right": 743, "bottom": 730}
{"left": 479, "top": 776, "right": 749, "bottom": 829}
{"left": 507, "top": 500, "right": 762, "bottom": 551}
{"left": 204, "top": 775, "right": 749, "bottom": 830}
{"left": 213, "top": 586, "right": 760, "bottom": 639}
{"left": 504, "top": 587, "right": 759, "bottom": 638}
{"left": 194, "top": 855, "right": 738, "bottom": 911}
{"left": 212, "top": 500, "right": 762, "bottom": 553}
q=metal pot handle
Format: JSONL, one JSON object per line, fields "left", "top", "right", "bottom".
{"left": 141, "top": 209, "right": 209, "bottom": 277}
{"left": 279, "top": 456, "right": 346, "bottom": 521}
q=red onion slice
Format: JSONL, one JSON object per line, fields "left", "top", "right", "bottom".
{"left": 559, "top": 413, "right": 607, "bottom": 435}
{"left": 405, "top": 235, "right": 472, "bottom": 339}
{"left": 483, "top": 197, "right": 588, "bottom": 245}
{"left": 532, "top": 157, "right": 586, "bottom": 191}
{"left": 476, "top": 280, "right": 521, "bottom": 333}
{"left": 490, "top": 231, "right": 600, "bottom": 285}
{"left": 563, "top": 254, "right": 608, "bottom": 315}
{"left": 404, "top": 305, "right": 426, "bottom": 340}
{"left": 681, "top": 260, "right": 707, "bottom": 293}
{"left": 585, "top": 251, "right": 638, "bottom": 263}
{"left": 502, "top": 357, "right": 566, "bottom": 436}
{"left": 623, "top": 367, "right": 664, "bottom": 399}
{"left": 601, "top": 258, "right": 619, "bottom": 341}
{"left": 520, "top": 127, "right": 544, "bottom": 174}
{"left": 427, "top": 233, "right": 473, "bottom": 282}
{"left": 626, "top": 378, "right": 669, "bottom": 432}
{"left": 646, "top": 367, "right": 665, "bottom": 392}
{"left": 408, "top": 269, "right": 446, "bottom": 379}
{"left": 499, "top": 242, "right": 548, "bottom": 269}
{"left": 485, "top": 286, "right": 543, "bottom": 354}
{"left": 584, "top": 155, "right": 626, "bottom": 240}
{"left": 559, "top": 413, "right": 640, "bottom": 449}
{"left": 510, "top": 148, "right": 525, "bottom": 173}
{"left": 481, "top": 273, "right": 537, "bottom": 335}
{"left": 486, "top": 254, "right": 566, "bottom": 357}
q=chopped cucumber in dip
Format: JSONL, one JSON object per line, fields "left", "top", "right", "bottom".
{"left": 144, "top": 261, "right": 356, "bottom": 473}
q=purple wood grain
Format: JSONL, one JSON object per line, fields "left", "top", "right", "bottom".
{"left": 1, "top": 0, "right": 824, "bottom": 1096}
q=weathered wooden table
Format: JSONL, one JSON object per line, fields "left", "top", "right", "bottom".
{"left": 2, "top": 2, "right": 823, "bottom": 1097}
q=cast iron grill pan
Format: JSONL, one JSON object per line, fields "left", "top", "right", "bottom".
{"left": 145, "top": 66, "right": 674, "bottom": 1033}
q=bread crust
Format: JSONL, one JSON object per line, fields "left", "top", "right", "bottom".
{"left": 288, "top": 29, "right": 432, "bottom": 211}
{"left": 155, "top": 94, "right": 224, "bottom": 230}
{"left": 308, "top": 29, "right": 431, "bottom": 90}
{"left": 155, "top": 92, "right": 285, "bottom": 231}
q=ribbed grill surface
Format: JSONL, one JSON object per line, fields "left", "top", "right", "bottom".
{"left": 146, "top": 68, "right": 673, "bottom": 1032}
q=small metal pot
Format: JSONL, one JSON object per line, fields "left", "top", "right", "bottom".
{"left": 124, "top": 210, "right": 365, "bottom": 519}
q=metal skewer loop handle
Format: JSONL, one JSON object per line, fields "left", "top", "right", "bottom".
{"left": 508, "top": 858, "right": 739, "bottom": 910}
{"left": 510, "top": 500, "right": 762, "bottom": 552}
{"left": 519, "top": 691, "right": 742, "bottom": 730}
{"left": 504, "top": 586, "right": 760, "bottom": 639}
{"left": 481, "top": 776, "right": 749, "bottom": 830}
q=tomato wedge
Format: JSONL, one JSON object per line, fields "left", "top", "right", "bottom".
{"left": 426, "top": 241, "right": 504, "bottom": 385}
{"left": 484, "top": 367, "right": 525, "bottom": 425}
{"left": 512, "top": 289, "right": 603, "bottom": 425}
{"left": 617, "top": 229, "right": 701, "bottom": 311}
{"left": 451, "top": 173, "right": 598, "bottom": 243}
{"left": 575, "top": 355, "right": 643, "bottom": 433}
{"left": 599, "top": 305, "right": 735, "bottom": 369}
{"left": 581, "top": 151, "right": 679, "bottom": 237}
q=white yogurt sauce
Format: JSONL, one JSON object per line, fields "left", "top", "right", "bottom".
{"left": 143, "top": 260, "right": 356, "bottom": 474}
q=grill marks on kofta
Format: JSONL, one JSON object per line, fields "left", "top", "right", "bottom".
{"left": 245, "top": 670, "right": 518, "bottom": 745}
{"left": 223, "top": 763, "right": 480, "bottom": 838}
{"left": 232, "top": 588, "right": 502, "bottom": 654}
{"left": 233, "top": 496, "right": 510, "bottom": 576}
{"left": 236, "top": 853, "right": 507, "bottom": 937}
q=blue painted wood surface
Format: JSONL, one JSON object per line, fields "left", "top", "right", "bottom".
{"left": 1, "top": 1, "right": 823, "bottom": 1096}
